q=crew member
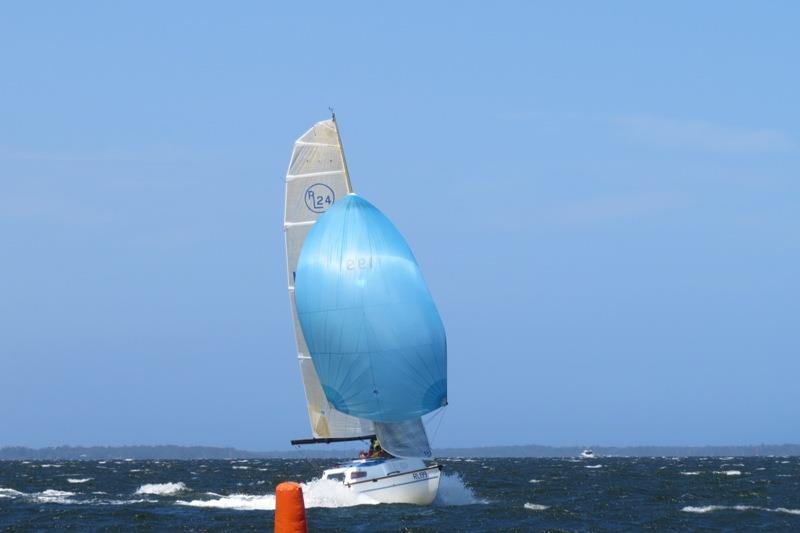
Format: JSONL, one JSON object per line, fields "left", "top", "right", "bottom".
{"left": 369, "top": 437, "right": 384, "bottom": 458}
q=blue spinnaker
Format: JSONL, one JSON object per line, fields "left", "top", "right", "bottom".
{"left": 294, "top": 194, "right": 447, "bottom": 422}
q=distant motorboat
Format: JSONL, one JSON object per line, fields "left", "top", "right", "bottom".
{"left": 580, "top": 449, "right": 596, "bottom": 459}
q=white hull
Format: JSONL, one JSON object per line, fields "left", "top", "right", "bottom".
{"left": 322, "top": 458, "right": 441, "bottom": 505}
{"left": 349, "top": 465, "right": 441, "bottom": 505}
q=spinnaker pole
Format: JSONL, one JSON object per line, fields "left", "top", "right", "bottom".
{"left": 291, "top": 435, "right": 375, "bottom": 446}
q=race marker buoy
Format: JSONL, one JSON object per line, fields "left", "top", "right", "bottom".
{"left": 274, "top": 481, "right": 307, "bottom": 533}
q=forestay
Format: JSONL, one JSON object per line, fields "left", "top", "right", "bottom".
{"left": 294, "top": 194, "right": 448, "bottom": 423}
{"left": 284, "top": 118, "right": 374, "bottom": 438}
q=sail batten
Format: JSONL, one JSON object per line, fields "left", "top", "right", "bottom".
{"left": 287, "top": 170, "right": 345, "bottom": 180}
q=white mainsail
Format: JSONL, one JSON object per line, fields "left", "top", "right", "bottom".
{"left": 284, "top": 118, "right": 374, "bottom": 438}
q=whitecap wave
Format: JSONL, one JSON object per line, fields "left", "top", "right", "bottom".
{"left": 87, "top": 498, "right": 153, "bottom": 506}
{"left": 585, "top": 464, "right": 603, "bottom": 469}
{"left": 177, "top": 493, "right": 276, "bottom": 511}
{"left": 2, "top": 488, "right": 77, "bottom": 504}
{"left": 683, "top": 505, "right": 800, "bottom": 515}
{"left": 40, "top": 489, "right": 75, "bottom": 497}
{"left": 683, "top": 505, "right": 738, "bottom": 513}
{"left": 524, "top": 502, "right": 549, "bottom": 511}
{"left": 528, "top": 479, "right": 542, "bottom": 483}
{"left": 135, "top": 482, "right": 188, "bottom": 496}
{"left": 294, "top": 479, "right": 378, "bottom": 508}
{"left": 68, "top": 478, "right": 92, "bottom": 484}
{"left": 434, "top": 473, "right": 486, "bottom": 506}
{"left": 0, "top": 487, "right": 25, "bottom": 499}
{"left": 713, "top": 470, "right": 741, "bottom": 476}
{"left": 680, "top": 471, "right": 701, "bottom": 476}
{"left": 177, "top": 473, "right": 487, "bottom": 511}
{"left": 177, "top": 478, "right": 376, "bottom": 511}
{"left": 35, "top": 489, "right": 76, "bottom": 504}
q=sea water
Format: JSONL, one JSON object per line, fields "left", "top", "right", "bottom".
{"left": 1, "top": 457, "right": 799, "bottom": 531}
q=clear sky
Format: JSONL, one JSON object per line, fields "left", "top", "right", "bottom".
{"left": 1, "top": 2, "right": 798, "bottom": 450}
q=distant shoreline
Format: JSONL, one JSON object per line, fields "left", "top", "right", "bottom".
{"left": 2, "top": 444, "right": 799, "bottom": 460}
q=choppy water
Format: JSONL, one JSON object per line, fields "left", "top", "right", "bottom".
{"left": 2, "top": 456, "right": 799, "bottom": 531}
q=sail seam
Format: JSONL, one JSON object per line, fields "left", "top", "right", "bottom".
{"left": 295, "top": 141, "right": 338, "bottom": 147}
{"left": 284, "top": 221, "right": 315, "bottom": 228}
{"left": 361, "top": 204, "right": 384, "bottom": 417}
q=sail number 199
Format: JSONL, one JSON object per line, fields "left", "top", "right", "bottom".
{"left": 345, "top": 257, "right": 373, "bottom": 270}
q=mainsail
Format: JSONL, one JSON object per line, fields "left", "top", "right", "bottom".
{"left": 284, "top": 118, "right": 373, "bottom": 438}
{"left": 294, "top": 194, "right": 448, "bottom": 422}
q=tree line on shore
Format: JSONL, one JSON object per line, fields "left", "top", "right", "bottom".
{"left": 2, "top": 443, "right": 799, "bottom": 460}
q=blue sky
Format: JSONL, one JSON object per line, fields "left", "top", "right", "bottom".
{"left": 1, "top": 2, "right": 798, "bottom": 450}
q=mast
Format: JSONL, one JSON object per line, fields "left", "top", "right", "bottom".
{"left": 331, "top": 111, "right": 353, "bottom": 193}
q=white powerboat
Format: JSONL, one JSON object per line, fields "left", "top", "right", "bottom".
{"left": 322, "top": 457, "right": 442, "bottom": 505}
{"left": 580, "top": 449, "right": 596, "bottom": 459}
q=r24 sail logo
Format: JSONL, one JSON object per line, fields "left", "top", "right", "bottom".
{"left": 304, "top": 183, "right": 335, "bottom": 213}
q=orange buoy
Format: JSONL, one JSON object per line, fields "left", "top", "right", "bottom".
{"left": 274, "top": 481, "right": 307, "bottom": 533}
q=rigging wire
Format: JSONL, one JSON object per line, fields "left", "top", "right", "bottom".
{"left": 425, "top": 406, "right": 448, "bottom": 451}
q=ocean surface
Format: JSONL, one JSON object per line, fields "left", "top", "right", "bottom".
{"left": 1, "top": 456, "right": 799, "bottom": 531}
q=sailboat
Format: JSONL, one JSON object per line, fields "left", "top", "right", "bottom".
{"left": 283, "top": 115, "right": 447, "bottom": 505}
